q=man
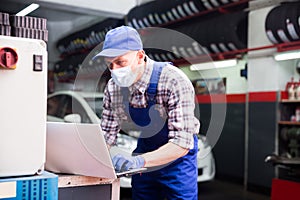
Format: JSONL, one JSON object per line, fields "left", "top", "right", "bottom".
{"left": 95, "top": 25, "right": 200, "bottom": 200}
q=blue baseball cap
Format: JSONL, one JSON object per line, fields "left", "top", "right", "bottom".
{"left": 94, "top": 26, "right": 143, "bottom": 58}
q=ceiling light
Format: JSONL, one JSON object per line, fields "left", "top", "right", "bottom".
{"left": 190, "top": 59, "right": 238, "bottom": 71}
{"left": 274, "top": 50, "right": 300, "bottom": 61}
{"left": 16, "top": 3, "right": 40, "bottom": 16}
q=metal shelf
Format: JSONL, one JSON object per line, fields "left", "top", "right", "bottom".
{"left": 281, "top": 99, "right": 300, "bottom": 103}
{"left": 278, "top": 121, "right": 300, "bottom": 126}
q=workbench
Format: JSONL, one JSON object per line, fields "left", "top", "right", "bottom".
{"left": 58, "top": 174, "right": 120, "bottom": 200}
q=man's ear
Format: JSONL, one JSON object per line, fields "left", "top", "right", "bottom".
{"left": 137, "top": 50, "right": 145, "bottom": 64}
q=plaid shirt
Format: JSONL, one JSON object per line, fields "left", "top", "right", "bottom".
{"left": 101, "top": 57, "right": 200, "bottom": 149}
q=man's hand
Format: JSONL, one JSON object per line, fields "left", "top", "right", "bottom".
{"left": 112, "top": 154, "right": 145, "bottom": 172}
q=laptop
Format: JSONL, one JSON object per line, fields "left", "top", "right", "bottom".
{"left": 45, "top": 122, "right": 146, "bottom": 179}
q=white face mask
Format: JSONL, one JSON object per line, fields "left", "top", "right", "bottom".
{"left": 109, "top": 57, "right": 143, "bottom": 87}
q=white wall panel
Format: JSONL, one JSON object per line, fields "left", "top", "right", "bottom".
{"left": 181, "top": 60, "right": 247, "bottom": 94}
{"left": 248, "top": 57, "right": 280, "bottom": 92}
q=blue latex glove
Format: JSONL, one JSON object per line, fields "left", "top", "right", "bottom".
{"left": 112, "top": 154, "right": 145, "bottom": 172}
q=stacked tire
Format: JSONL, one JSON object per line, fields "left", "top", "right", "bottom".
{"left": 201, "top": 0, "right": 241, "bottom": 10}
{"left": 127, "top": 0, "right": 205, "bottom": 28}
{"left": 54, "top": 51, "right": 108, "bottom": 82}
{"left": 54, "top": 19, "right": 125, "bottom": 82}
{"left": 146, "top": 48, "right": 180, "bottom": 63}
{"left": 0, "top": 12, "right": 11, "bottom": 36}
{"left": 53, "top": 54, "right": 86, "bottom": 82}
{"left": 265, "top": 2, "right": 300, "bottom": 44}
{"left": 127, "top": 0, "right": 244, "bottom": 29}
{"left": 141, "top": 11, "right": 248, "bottom": 62}
{"left": 56, "top": 18, "right": 124, "bottom": 57}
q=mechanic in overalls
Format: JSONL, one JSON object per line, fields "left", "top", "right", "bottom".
{"left": 95, "top": 26, "right": 200, "bottom": 200}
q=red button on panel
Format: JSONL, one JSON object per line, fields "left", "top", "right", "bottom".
{"left": 0, "top": 47, "right": 18, "bottom": 69}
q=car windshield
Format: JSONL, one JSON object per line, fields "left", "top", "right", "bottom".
{"left": 84, "top": 97, "right": 103, "bottom": 119}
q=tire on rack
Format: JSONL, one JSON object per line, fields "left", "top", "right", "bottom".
{"left": 127, "top": 0, "right": 205, "bottom": 28}
{"left": 265, "top": 4, "right": 292, "bottom": 44}
{"left": 127, "top": 3, "right": 148, "bottom": 28}
{"left": 148, "top": 22, "right": 209, "bottom": 61}
{"left": 56, "top": 18, "right": 124, "bottom": 57}
{"left": 208, "top": 0, "right": 222, "bottom": 8}
{"left": 219, "top": 0, "right": 231, "bottom": 5}
{"left": 276, "top": 3, "right": 294, "bottom": 43}
{"left": 146, "top": 49, "right": 173, "bottom": 62}
{"left": 284, "top": 2, "right": 300, "bottom": 42}
{"left": 140, "top": 27, "right": 182, "bottom": 60}
{"left": 165, "top": 0, "right": 205, "bottom": 21}
{"left": 185, "top": 0, "right": 206, "bottom": 15}
{"left": 216, "top": 11, "right": 248, "bottom": 53}
{"left": 265, "top": 6, "right": 280, "bottom": 44}
{"left": 205, "top": 17, "right": 223, "bottom": 54}
{"left": 201, "top": 0, "right": 214, "bottom": 10}
{"left": 174, "top": 17, "right": 215, "bottom": 56}
{"left": 174, "top": 11, "right": 248, "bottom": 55}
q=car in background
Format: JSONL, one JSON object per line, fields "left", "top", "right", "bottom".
{"left": 197, "top": 135, "right": 215, "bottom": 182}
{"left": 47, "top": 90, "right": 215, "bottom": 187}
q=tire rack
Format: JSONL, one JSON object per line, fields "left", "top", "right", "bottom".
{"left": 265, "top": 2, "right": 300, "bottom": 45}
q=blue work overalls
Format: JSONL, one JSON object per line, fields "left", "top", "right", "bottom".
{"left": 121, "top": 61, "right": 198, "bottom": 200}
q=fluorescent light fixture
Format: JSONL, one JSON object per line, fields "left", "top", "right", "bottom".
{"left": 16, "top": 3, "right": 40, "bottom": 16}
{"left": 190, "top": 59, "right": 238, "bottom": 71}
{"left": 274, "top": 50, "right": 300, "bottom": 61}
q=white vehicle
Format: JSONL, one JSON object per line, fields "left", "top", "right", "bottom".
{"left": 47, "top": 90, "right": 215, "bottom": 187}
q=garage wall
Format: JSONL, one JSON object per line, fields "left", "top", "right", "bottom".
{"left": 247, "top": 5, "right": 299, "bottom": 192}
{"left": 182, "top": 59, "right": 247, "bottom": 94}
{"left": 181, "top": 57, "right": 247, "bottom": 183}
{"left": 248, "top": 6, "right": 291, "bottom": 92}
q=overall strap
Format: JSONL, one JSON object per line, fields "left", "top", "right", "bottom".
{"left": 147, "top": 62, "right": 170, "bottom": 101}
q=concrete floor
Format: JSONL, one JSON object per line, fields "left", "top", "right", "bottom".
{"left": 120, "top": 179, "right": 271, "bottom": 200}
{"left": 197, "top": 180, "right": 270, "bottom": 200}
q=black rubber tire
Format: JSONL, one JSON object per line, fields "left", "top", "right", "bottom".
{"left": 284, "top": 2, "right": 300, "bottom": 42}
{"left": 265, "top": 3, "right": 293, "bottom": 44}
{"left": 56, "top": 18, "right": 124, "bottom": 56}
{"left": 201, "top": 0, "right": 214, "bottom": 10}
{"left": 218, "top": 11, "right": 248, "bottom": 52}
{"left": 127, "top": 0, "right": 206, "bottom": 28}
{"left": 265, "top": 5, "right": 282, "bottom": 44}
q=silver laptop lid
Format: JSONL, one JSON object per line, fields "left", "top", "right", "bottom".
{"left": 45, "top": 122, "right": 117, "bottom": 179}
